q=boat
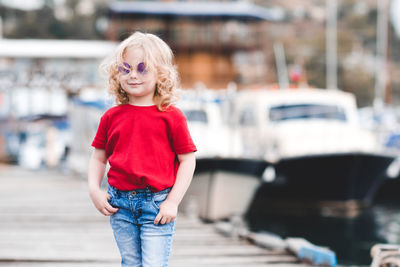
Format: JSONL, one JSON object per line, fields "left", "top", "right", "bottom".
{"left": 181, "top": 87, "right": 395, "bottom": 220}
{"left": 187, "top": 157, "right": 271, "bottom": 221}
{"left": 177, "top": 89, "right": 263, "bottom": 221}
{"left": 359, "top": 106, "right": 400, "bottom": 204}
{"left": 176, "top": 88, "right": 242, "bottom": 159}
{"left": 233, "top": 88, "right": 395, "bottom": 210}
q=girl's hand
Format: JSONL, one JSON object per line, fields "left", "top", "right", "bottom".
{"left": 154, "top": 200, "right": 178, "bottom": 225}
{"left": 89, "top": 188, "right": 119, "bottom": 216}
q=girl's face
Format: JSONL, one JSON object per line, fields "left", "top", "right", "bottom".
{"left": 119, "top": 47, "right": 157, "bottom": 106}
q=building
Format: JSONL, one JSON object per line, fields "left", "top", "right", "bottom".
{"left": 0, "top": 39, "right": 116, "bottom": 117}
{"left": 0, "top": 39, "right": 116, "bottom": 166}
{"left": 105, "top": 1, "right": 285, "bottom": 89}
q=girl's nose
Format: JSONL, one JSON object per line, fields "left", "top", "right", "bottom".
{"left": 128, "top": 69, "right": 138, "bottom": 78}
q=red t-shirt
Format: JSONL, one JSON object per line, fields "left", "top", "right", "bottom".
{"left": 91, "top": 104, "right": 197, "bottom": 192}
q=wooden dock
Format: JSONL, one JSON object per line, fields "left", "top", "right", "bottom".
{"left": 0, "top": 164, "right": 315, "bottom": 267}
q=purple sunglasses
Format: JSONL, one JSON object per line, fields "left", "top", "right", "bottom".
{"left": 118, "top": 62, "right": 147, "bottom": 75}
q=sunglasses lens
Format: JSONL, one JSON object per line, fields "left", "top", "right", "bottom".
{"left": 137, "top": 62, "right": 146, "bottom": 74}
{"left": 119, "top": 62, "right": 146, "bottom": 75}
{"left": 118, "top": 66, "right": 130, "bottom": 75}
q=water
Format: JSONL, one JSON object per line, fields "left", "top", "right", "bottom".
{"left": 246, "top": 203, "right": 400, "bottom": 266}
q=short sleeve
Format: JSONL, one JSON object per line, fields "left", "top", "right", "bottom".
{"left": 91, "top": 113, "right": 108, "bottom": 149}
{"left": 170, "top": 110, "right": 197, "bottom": 154}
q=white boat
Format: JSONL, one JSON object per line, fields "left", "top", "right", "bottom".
{"left": 178, "top": 89, "right": 261, "bottom": 221}
{"left": 176, "top": 89, "right": 242, "bottom": 158}
{"left": 235, "top": 88, "right": 378, "bottom": 161}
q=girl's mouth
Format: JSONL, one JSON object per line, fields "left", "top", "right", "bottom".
{"left": 128, "top": 82, "right": 143, "bottom": 86}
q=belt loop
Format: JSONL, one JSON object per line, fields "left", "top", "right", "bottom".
{"left": 110, "top": 185, "right": 119, "bottom": 198}
{"left": 146, "top": 187, "right": 152, "bottom": 201}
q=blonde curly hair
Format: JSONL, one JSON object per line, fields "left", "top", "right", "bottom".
{"left": 100, "top": 32, "right": 180, "bottom": 111}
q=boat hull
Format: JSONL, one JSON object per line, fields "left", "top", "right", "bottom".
{"left": 253, "top": 153, "right": 395, "bottom": 203}
{"left": 182, "top": 154, "right": 394, "bottom": 220}
{"left": 181, "top": 158, "right": 270, "bottom": 221}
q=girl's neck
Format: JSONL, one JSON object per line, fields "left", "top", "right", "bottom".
{"left": 128, "top": 99, "right": 155, "bottom": 107}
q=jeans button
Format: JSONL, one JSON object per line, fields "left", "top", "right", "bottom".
{"left": 131, "top": 191, "right": 136, "bottom": 196}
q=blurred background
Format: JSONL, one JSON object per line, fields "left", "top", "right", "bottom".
{"left": 1, "top": 0, "right": 400, "bottom": 266}
{"left": 1, "top": 0, "right": 400, "bottom": 170}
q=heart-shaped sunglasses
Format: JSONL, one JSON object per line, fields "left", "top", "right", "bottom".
{"left": 118, "top": 62, "right": 147, "bottom": 75}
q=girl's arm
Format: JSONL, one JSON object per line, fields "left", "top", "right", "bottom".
{"left": 154, "top": 151, "right": 196, "bottom": 225}
{"left": 88, "top": 148, "right": 118, "bottom": 216}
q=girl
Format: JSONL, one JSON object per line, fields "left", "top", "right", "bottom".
{"left": 88, "top": 32, "right": 197, "bottom": 267}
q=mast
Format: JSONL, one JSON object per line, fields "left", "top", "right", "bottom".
{"left": 326, "top": 0, "right": 338, "bottom": 90}
{"left": 374, "top": 0, "right": 389, "bottom": 111}
{"left": 273, "top": 42, "right": 289, "bottom": 89}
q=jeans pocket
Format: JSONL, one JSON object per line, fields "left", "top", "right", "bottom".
{"left": 152, "top": 192, "right": 168, "bottom": 209}
{"left": 107, "top": 186, "right": 117, "bottom": 206}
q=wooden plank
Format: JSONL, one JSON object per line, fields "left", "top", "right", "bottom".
{"left": 170, "top": 255, "right": 300, "bottom": 264}
{"left": 0, "top": 165, "right": 316, "bottom": 267}
{"left": 0, "top": 264, "right": 120, "bottom": 267}
{"left": 0, "top": 264, "right": 314, "bottom": 267}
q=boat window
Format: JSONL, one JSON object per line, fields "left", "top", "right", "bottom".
{"left": 182, "top": 109, "right": 208, "bottom": 123}
{"left": 239, "top": 107, "right": 256, "bottom": 126}
{"left": 269, "top": 104, "right": 347, "bottom": 122}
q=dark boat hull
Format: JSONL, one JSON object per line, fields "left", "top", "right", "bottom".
{"left": 254, "top": 153, "right": 395, "bottom": 203}
{"left": 195, "top": 157, "right": 271, "bottom": 176}
{"left": 183, "top": 154, "right": 394, "bottom": 220}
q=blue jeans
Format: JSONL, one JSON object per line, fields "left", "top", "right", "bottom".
{"left": 107, "top": 185, "right": 175, "bottom": 267}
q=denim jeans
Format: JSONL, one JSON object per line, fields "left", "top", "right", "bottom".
{"left": 107, "top": 185, "right": 175, "bottom": 267}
